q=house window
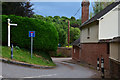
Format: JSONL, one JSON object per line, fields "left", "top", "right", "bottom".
{"left": 87, "top": 27, "right": 90, "bottom": 39}
{"left": 74, "top": 49, "right": 76, "bottom": 53}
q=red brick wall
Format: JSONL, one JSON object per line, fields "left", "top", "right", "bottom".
{"left": 110, "top": 58, "right": 120, "bottom": 78}
{"left": 80, "top": 43, "right": 110, "bottom": 70}
{"left": 72, "top": 46, "right": 80, "bottom": 61}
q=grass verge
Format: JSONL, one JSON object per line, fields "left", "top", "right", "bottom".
{"left": 1, "top": 46, "right": 56, "bottom": 66}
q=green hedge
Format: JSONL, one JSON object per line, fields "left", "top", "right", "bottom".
{"left": 2, "top": 15, "right": 58, "bottom": 51}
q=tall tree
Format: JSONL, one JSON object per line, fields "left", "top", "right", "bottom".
{"left": 89, "top": 11, "right": 94, "bottom": 19}
{"left": 24, "top": 2, "right": 34, "bottom": 17}
{"left": 92, "top": 2, "right": 113, "bottom": 16}
{"left": 2, "top": 2, "right": 34, "bottom": 17}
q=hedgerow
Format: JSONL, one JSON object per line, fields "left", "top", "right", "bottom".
{"left": 2, "top": 15, "right": 58, "bottom": 51}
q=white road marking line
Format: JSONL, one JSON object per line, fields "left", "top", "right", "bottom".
{"left": 23, "top": 74, "right": 57, "bottom": 78}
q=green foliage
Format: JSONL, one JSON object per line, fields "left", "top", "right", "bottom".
{"left": 33, "top": 15, "right": 45, "bottom": 20}
{"left": 70, "top": 19, "right": 81, "bottom": 28}
{"left": 92, "top": 2, "right": 113, "bottom": 16}
{"left": 89, "top": 11, "right": 94, "bottom": 19}
{"left": 55, "top": 24, "right": 67, "bottom": 46}
{"left": 2, "top": 15, "right": 58, "bottom": 51}
{"left": 2, "top": 15, "right": 8, "bottom": 45}
{"left": 70, "top": 27, "right": 80, "bottom": 43}
{"left": 51, "top": 52, "right": 66, "bottom": 57}
{"left": 32, "top": 15, "right": 81, "bottom": 46}
{"left": 55, "top": 52, "right": 63, "bottom": 57}
{"left": 61, "top": 16, "right": 69, "bottom": 20}
{"left": 71, "top": 16, "right": 76, "bottom": 20}
{"left": 15, "top": 46, "right": 20, "bottom": 50}
{"left": 54, "top": 16, "right": 60, "bottom": 19}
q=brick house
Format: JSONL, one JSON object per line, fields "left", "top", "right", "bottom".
{"left": 72, "top": 38, "right": 80, "bottom": 61}
{"left": 72, "top": 0, "right": 120, "bottom": 78}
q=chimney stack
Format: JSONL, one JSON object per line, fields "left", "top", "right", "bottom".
{"left": 81, "top": 0, "right": 90, "bottom": 23}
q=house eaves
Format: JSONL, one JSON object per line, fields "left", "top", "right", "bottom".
{"left": 72, "top": 38, "right": 80, "bottom": 46}
{"left": 80, "top": 1, "right": 120, "bottom": 29}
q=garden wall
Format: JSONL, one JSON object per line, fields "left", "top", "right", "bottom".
{"left": 57, "top": 47, "right": 72, "bottom": 57}
{"left": 110, "top": 58, "right": 120, "bottom": 78}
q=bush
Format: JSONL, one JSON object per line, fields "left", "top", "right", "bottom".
{"left": 2, "top": 15, "right": 59, "bottom": 51}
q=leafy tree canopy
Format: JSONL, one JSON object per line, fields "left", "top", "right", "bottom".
{"left": 2, "top": 2, "right": 34, "bottom": 17}
{"left": 91, "top": 2, "right": 113, "bottom": 17}
{"left": 32, "top": 15, "right": 81, "bottom": 46}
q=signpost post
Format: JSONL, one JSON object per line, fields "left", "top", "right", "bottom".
{"left": 11, "top": 44, "right": 13, "bottom": 59}
{"left": 7, "top": 19, "right": 17, "bottom": 47}
{"left": 29, "top": 31, "right": 35, "bottom": 58}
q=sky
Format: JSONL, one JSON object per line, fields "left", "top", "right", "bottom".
{"left": 31, "top": 2, "right": 93, "bottom": 19}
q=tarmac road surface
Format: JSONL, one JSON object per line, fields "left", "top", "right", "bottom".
{"left": 1, "top": 58, "right": 98, "bottom": 78}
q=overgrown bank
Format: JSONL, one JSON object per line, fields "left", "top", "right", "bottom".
{"left": 1, "top": 46, "right": 56, "bottom": 66}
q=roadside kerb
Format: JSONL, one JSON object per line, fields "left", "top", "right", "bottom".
{"left": 0, "top": 58, "right": 55, "bottom": 69}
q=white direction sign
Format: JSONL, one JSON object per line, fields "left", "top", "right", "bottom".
{"left": 8, "top": 19, "right": 17, "bottom": 47}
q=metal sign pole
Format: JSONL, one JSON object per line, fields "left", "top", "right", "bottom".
{"left": 11, "top": 44, "right": 13, "bottom": 59}
{"left": 29, "top": 31, "right": 35, "bottom": 59}
{"left": 31, "top": 36, "right": 33, "bottom": 59}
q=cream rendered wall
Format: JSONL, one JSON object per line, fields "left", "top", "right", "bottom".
{"left": 118, "top": 5, "right": 120, "bottom": 36}
{"left": 80, "top": 22, "right": 99, "bottom": 43}
{"left": 99, "top": 5, "right": 119, "bottom": 40}
{"left": 110, "top": 43, "right": 119, "bottom": 61}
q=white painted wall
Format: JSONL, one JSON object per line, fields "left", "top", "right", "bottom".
{"left": 80, "top": 22, "right": 99, "bottom": 43}
{"left": 118, "top": 5, "right": 120, "bottom": 36}
{"left": 110, "top": 43, "right": 120, "bottom": 62}
{"left": 99, "top": 5, "right": 119, "bottom": 40}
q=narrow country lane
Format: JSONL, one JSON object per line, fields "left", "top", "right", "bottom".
{"left": 2, "top": 58, "right": 99, "bottom": 78}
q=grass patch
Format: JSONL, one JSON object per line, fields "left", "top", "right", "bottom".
{"left": 1, "top": 46, "right": 56, "bottom": 66}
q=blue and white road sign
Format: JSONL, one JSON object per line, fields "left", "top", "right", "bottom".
{"left": 29, "top": 31, "right": 35, "bottom": 58}
{"left": 29, "top": 31, "right": 35, "bottom": 37}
